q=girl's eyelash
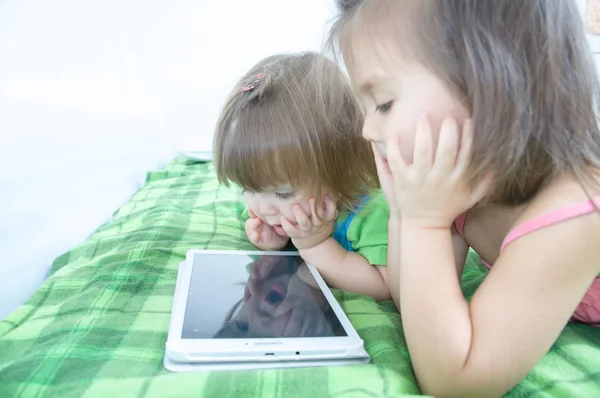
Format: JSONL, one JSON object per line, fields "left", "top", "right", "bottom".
{"left": 375, "top": 101, "right": 394, "bottom": 114}
{"left": 275, "top": 192, "right": 294, "bottom": 200}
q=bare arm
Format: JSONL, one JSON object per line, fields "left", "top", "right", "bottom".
{"left": 299, "top": 237, "right": 390, "bottom": 301}
{"left": 385, "top": 213, "right": 469, "bottom": 310}
{"left": 397, "top": 213, "right": 600, "bottom": 398}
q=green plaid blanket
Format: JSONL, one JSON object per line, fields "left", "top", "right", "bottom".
{"left": 1, "top": 158, "right": 599, "bottom": 398}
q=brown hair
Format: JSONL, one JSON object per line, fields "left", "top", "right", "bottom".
{"left": 328, "top": 0, "right": 600, "bottom": 205}
{"left": 214, "top": 52, "right": 378, "bottom": 210}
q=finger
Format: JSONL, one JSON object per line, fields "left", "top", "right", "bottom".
{"left": 372, "top": 143, "right": 391, "bottom": 175}
{"left": 249, "top": 217, "right": 262, "bottom": 231}
{"left": 252, "top": 257, "right": 273, "bottom": 280}
{"left": 308, "top": 197, "right": 322, "bottom": 226}
{"left": 313, "top": 197, "right": 325, "bottom": 222}
{"left": 281, "top": 216, "right": 301, "bottom": 238}
{"left": 433, "top": 116, "right": 460, "bottom": 174}
{"left": 246, "top": 218, "right": 262, "bottom": 243}
{"left": 243, "top": 285, "right": 251, "bottom": 303}
{"left": 323, "top": 196, "right": 338, "bottom": 221}
{"left": 413, "top": 115, "right": 434, "bottom": 175}
{"left": 248, "top": 207, "right": 258, "bottom": 219}
{"left": 260, "top": 258, "right": 277, "bottom": 280}
{"left": 293, "top": 204, "right": 312, "bottom": 232}
{"left": 386, "top": 134, "right": 409, "bottom": 176}
{"left": 372, "top": 143, "right": 396, "bottom": 196}
{"left": 455, "top": 118, "right": 474, "bottom": 176}
{"left": 246, "top": 279, "right": 260, "bottom": 297}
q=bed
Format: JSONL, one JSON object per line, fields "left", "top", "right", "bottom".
{"left": 1, "top": 158, "right": 599, "bottom": 397}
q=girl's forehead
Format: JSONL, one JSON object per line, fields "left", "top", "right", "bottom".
{"left": 340, "top": 1, "right": 421, "bottom": 87}
{"left": 346, "top": 42, "right": 403, "bottom": 93}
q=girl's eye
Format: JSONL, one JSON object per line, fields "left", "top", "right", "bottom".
{"left": 275, "top": 192, "right": 294, "bottom": 200}
{"left": 375, "top": 101, "right": 394, "bottom": 114}
{"left": 236, "top": 320, "right": 249, "bottom": 332}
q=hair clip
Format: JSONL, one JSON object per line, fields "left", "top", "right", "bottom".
{"left": 241, "top": 73, "right": 265, "bottom": 92}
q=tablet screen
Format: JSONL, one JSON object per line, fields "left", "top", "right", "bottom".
{"left": 182, "top": 253, "right": 347, "bottom": 339}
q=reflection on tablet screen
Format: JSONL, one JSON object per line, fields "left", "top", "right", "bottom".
{"left": 182, "top": 254, "right": 347, "bottom": 339}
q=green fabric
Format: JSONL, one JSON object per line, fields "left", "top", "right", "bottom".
{"left": 241, "top": 191, "right": 389, "bottom": 265}
{"left": 0, "top": 157, "right": 598, "bottom": 398}
{"left": 346, "top": 191, "right": 389, "bottom": 265}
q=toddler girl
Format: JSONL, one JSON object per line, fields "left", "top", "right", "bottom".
{"left": 329, "top": 0, "right": 600, "bottom": 396}
{"left": 214, "top": 52, "right": 390, "bottom": 301}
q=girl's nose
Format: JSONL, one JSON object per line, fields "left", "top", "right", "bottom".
{"left": 362, "top": 117, "right": 378, "bottom": 142}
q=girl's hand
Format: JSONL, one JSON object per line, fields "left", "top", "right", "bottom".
{"left": 245, "top": 208, "right": 290, "bottom": 250}
{"left": 281, "top": 197, "right": 338, "bottom": 250}
{"left": 372, "top": 143, "right": 399, "bottom": 216}
{"left": 387, "top": 116, "right": 492, "bottom": 230}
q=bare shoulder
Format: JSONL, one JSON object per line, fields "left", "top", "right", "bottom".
{"left": 520, "top": 171, "right": 600, "bottom": 227}
{"left": 514, "top": 172, "right": 600, "bottom": 261}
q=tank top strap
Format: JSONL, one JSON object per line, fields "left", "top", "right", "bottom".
{"left": 501, "top": 196, "right": 600, "bottom": 252}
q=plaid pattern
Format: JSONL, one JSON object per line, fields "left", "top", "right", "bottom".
{"left": 0, "top": 157, "right": 598, "bottom": 398}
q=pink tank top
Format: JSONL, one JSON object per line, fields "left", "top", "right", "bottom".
{"left": 455, "top": 196, "right": 600, "bottom": 327}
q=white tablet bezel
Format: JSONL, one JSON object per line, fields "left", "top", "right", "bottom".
{"left": 165, "top": 249, "right": 369, "bottom": 364}
{"left": 163, "top": 351, "right": 370, "bottom": 372}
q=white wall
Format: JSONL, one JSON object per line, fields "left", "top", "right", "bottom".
{"left": 0, "top": 0, "right": 337, "bottom": 319}
{"left": 0, "top": 0, "right": 336, "bottom": 158}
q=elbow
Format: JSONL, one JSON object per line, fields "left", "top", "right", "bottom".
{"left": 418, "top": 374, "right": 505, "bottom": 398}
{"left": 373, "top": 289, "right": 392, "bottom": 302}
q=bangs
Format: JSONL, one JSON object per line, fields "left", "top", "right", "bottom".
{"left": 335, "top": 0, "right": 429, "bottom": 83}
{"left": 216, "top": 96, "right": 323, "bottom": 193}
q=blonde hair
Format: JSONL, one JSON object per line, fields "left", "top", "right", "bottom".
{"left": 214, "top": 52, "right": 378, "bottom": 210}
{"left": 328, "top": 0, "right": 600, "bottom": 205}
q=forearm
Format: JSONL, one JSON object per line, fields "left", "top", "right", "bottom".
{"left": 299, "top": 238, "right": 390, "bottom": 301}
{"left": 399, "top": 219, "right": 473, "bottom": 395}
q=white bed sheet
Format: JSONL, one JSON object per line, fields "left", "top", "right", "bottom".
{"left": 0, "top": 135, "right": 172, "bottom": 319}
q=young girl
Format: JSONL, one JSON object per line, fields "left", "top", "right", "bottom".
{"left": 213, "top": 52, "right": 390, "bottom": 301}
{"left": 329, "top": 0, "right": 600, "bottom": 396}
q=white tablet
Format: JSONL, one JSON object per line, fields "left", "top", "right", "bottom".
{"left": 164, "top": 250, "right": 369, "bottom": 369}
